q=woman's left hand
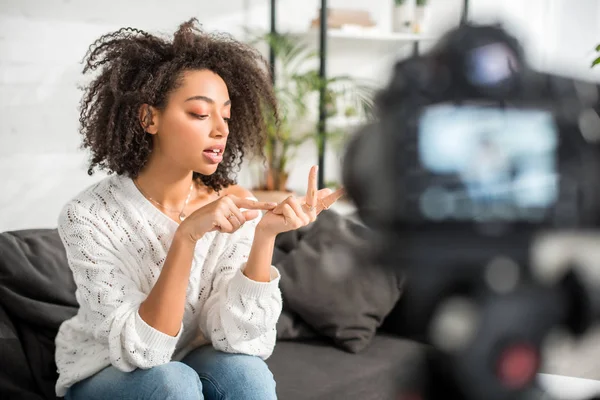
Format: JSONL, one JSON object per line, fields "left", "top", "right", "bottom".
{"left": 256, "top": 165, "right": 345, "bottom": 237}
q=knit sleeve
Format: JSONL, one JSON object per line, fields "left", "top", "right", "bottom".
{"left": 199, "top": 214, "right": 283, "bottom": 360}
{"left": 57, "top": 201, "right": 182, "bottom": 371}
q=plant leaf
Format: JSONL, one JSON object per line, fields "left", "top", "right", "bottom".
{"left": 254, "top": 30, "right": 376, "bottom": 184}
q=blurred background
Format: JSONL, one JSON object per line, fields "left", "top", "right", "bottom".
{"left": 1, "top": 0, "right": 600, "bottom": 232}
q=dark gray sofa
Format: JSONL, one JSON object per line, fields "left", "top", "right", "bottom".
{"left": 0, "top": 212, "right": 426, "bottom": 400}
{"left": 266, "top": 335, "right": 424, "bottom": 399}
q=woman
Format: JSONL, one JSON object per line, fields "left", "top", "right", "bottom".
{"left": 56, "top": 19, "right": 343, "bottom": 399}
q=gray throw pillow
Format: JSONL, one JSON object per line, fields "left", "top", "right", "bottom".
{"left": 275, "top": 211, "right": 405, "bottom": 353}
{"left": 276, "top": 306, "right": 318, "bottom": 341}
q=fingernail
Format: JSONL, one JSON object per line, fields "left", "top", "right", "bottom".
{"left": 267, "top": 202, "right": 277, "bottom": 207}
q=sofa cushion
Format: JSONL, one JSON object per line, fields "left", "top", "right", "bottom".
{"left": 275, "top": 211, "right": 405, "bottom": 353}
{"left": 0, "top": 229, "right": 77, "bottom": 319}
{"left": 276, "top": 305, "right": 318, "bottom": 341}
{"left": 0, "top": 229, "right": 78, "bottom": 400}
{"left": 266, "top": 334, "right": 426, "bottom": 400}
{"left": 0, "top": 302, "right": 46, "bottom": 400}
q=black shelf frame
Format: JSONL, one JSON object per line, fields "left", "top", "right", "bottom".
{"left": 268, "top": 0, "right": 329, "bottom": 188}
{"left": 268, "top": 0, "right": 470, "bottom": 189}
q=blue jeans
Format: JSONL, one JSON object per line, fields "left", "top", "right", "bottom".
{"left": 65, "top": 345, "right": 277, "bottom": 400}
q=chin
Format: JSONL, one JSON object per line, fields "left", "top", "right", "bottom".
{"left": 194, "top": 163, "right": 220, "bottom": 176}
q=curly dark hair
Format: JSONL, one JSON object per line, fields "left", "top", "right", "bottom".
{"left": 79, "top": 18, "right": 278, "bottom": 192}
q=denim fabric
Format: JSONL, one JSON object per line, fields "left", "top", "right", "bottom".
{"left": 65, "top": 345, "right": 277, "bottom": 400}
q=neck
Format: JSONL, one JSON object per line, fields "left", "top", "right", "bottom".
{"left": 134, "top": 155, "right": 197, "bottom": 211}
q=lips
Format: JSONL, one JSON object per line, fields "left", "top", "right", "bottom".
{"left": 203, "top": 145, "right": 225, "bottom": 164}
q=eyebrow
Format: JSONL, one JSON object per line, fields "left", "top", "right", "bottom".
{"left": 185, "top": 95, "right": 231, "bottom": 106}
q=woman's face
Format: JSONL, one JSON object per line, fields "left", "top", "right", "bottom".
{"left": 151, "top": 69, "right": 231, "bottom": 176}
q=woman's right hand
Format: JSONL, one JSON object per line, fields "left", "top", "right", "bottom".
{"left": 178, "top": 195, "right": 277, "bottom": 243}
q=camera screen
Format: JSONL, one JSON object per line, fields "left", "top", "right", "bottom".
{"left": 417, "top": 104, "right": 559, "bottom": 222}
{"left": 466, "top": 42, "right": 519, "bottom": 87}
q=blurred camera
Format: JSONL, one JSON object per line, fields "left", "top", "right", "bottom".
{"left": 343, "top": 24, "right": 600, "bottom": 400}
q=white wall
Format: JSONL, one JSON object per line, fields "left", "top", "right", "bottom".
{"left": 0, "top": 0, "right": 269, "bottom": 232}
{"left": 1, "top": 0, "right": 599, "bottom": 231}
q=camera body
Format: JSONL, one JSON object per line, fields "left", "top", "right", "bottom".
{"left": 343, "top": 24, "right": 600, "bottom": 400}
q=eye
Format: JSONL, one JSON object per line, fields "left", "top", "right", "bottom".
{"left": 189, "top": 112, "right": 209, "bottom": 120}
{"left": 223, "top": 118, "right": 231, "bottom": 123}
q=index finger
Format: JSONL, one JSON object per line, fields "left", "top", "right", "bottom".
{"left": 306, "top": 165, "right": 318, "bottom": 209}
{"left": 233, "top": 197, "right": 278, "bottom": 210}
{"left": 316, "top": 188, "right": 346, "bottom": 214}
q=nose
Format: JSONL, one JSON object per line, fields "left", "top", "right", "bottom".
{"left": 211, "top": 115, "right": 229, "bottom": 139}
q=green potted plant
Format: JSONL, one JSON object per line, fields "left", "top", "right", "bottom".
{"left": 591, "top": 44, "right": 600, "bottom": 68}
{"left": 249, "top": 32, "right": 374, "bottom": 201}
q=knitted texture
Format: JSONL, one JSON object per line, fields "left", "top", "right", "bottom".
{"left": 54, "top": 175, "right": 282, "bottom": 396}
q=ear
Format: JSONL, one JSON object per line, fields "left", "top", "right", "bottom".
{"left": 139, "top": 104, "right": 160, "bottom": 135}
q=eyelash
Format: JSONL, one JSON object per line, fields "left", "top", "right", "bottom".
{"left": 190, "top": 113, "right": 230, "bottom": 123}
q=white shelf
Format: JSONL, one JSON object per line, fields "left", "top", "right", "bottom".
{"left": 290, "top": 27, "right": 436, "bottom": 43}
{"left": 329, "top": 28, "right": 435, "bottom": 42}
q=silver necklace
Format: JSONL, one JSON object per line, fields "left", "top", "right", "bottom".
{"left": 134, "top": 180, "right": 194, "bottom": 222}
